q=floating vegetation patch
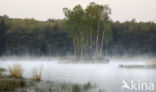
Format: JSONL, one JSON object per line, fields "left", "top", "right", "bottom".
{"left": 119, "top": 64, "right": 156, "bottom": 69}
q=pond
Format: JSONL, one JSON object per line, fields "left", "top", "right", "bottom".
{"left": 0, "top": 56, "right": 156, "bottom": 92}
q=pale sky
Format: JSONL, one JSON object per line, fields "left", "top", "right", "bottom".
{"left": 0, "top": 0, "right": 156, "bottom": 22}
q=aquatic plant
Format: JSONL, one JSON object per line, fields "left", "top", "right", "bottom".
{"left": 0, "top": 71, "right": 2, "bottom": 77}
{"left": 60, "top": 83, "right": 68, "bottom": 90}
{"left": 0, "top": 78, "right": 25, "bottom": 91}
{"left": 32, "top": 66, "right": 42, "bottom": 81}
{"left": 0, "top": 68, "right": 6, "bottom": 77}
{"left": 8, "top": 64, "right": 23, "bottom": 78}
{"left": 72, "top": 83, "right": 81, "bottom": 92}
{"left": 84, "top": 82, "right": 92, "bottom": 90}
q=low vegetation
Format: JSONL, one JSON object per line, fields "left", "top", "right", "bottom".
{"left": 0, "top": 65, "right": 96, "bottom": 92}
{"left": 32, "top": 67, "right": 42, "bottom": 81}
{"left": 0, "top": 72, "right": 95, "bottom": 92}
{"left": 0, "top": 67, "right": 6, "bottom": 77}
{"left": 72, "top": 83, "right": 81, "bottom": 92}
{"left": 0, "top": 71, "right": 2, "bottom": 77}
{"left": 119, "top": 64, "right": 156, "bottom": 69}
{"left": 8, "top": 64, "right": 23, "bottom": 78}
{"left": 72, "top": 83, "right": 93, "bottom": 92}
{"left": 0, "top": 77, "right": 25, "bottom": 91}
{"left": 84, "top": 82, "right": 92, "bottom": 90}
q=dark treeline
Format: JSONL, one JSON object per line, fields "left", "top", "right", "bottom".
{"left": 0, "top": 16, "right": 155, "bottom": 56}
{"left": 110, "top": 20, "right": 156, "bottom": 55}
{"left": 0, "top": 3, "right": 155, "bottom": 56}
{"left": 0, "top": 16, "right": 73, "bottom": 56}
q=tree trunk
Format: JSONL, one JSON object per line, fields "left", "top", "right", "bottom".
{"left": 82, "top": 35, "right": 85, "bottom": 56}
{"left": 100, "top": 30, "right": 105, "bottom": 56}
{"left": 73, "top": 37, "right": 77, "bottom": 57}
{"left": 80, "top": 32, "right": 83, "bottom": 56}
{"left": 95, "top": 23, "right": 100, "bottom": 57}
{"left": 105, "top": 43, "right": 108, "bottom": 56}
{"left": 90, "top": 33, "right": 93, "bottom": 57}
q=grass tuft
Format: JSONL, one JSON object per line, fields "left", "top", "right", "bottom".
{"left": 8, "top": 64, "right": 23, "bottom": 78}
{"left": 72, "top": 83, "right": 81, "bottom": 92}
{"left": 84, "top": 82, "right": 92, "bottom": 90}
{"left": 32, "top": 66, "right": 42, "bottom": 81}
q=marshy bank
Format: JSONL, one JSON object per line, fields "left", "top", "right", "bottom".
{"left": 0, "top": 66, "right": 96, "bottom": 92}
{"left": 0, "top": 77, "right": 95, "bottom": 92}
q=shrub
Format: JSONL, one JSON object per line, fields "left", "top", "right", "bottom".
{"left": 8, "top": 64, "right": 23, "bottom": 78}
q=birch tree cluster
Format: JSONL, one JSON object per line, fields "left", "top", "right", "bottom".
{"left": 63, "top": 2, "right": 113, "bottom": 57}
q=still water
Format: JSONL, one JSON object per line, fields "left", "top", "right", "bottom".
{"left": 0, "top": 56, "right": 156, "bottom": 92}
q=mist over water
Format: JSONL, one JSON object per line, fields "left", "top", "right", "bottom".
{"left": 0, "top": 55, "right": 156, "bottom": 92}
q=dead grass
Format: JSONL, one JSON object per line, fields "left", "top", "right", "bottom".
{"left": 32, "top": 66, "right": 42, "bottom": 81}
{"left": 8, "top": 64, "right": 23, "bottom": 78}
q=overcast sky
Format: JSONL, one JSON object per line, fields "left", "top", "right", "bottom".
{"left": 0, "top": 0, "right": 156, "bottom": 22}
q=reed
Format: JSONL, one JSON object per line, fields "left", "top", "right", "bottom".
{"left": 32, "top": 66, "right": 42, "bottom": 81}
{"left": 8, "top": 64, "right": 23, "bottom": 78}
{"left": 0, "top": 71, "right": 1, "bottom": 77}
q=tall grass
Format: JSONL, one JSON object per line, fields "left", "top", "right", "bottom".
{"left": 0, "top": 78, "right": 25, "bottom": 91}
{"left": 0, "top": 71, "right": 2, "bottom": 77}
{"left": 72, "top": 83, "right": 81, "bottom": 92}
{"left": 8, "top": 64, "right": 23, "bottom": 78}
{"left": 32, "top": 65, "right": 42, "bottom": 81}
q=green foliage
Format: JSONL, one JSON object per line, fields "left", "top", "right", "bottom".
{"left": 0, "top": 16, "right": 72, "bottom": 56}
{"left": 64, "top": 2, "right": 112, "bottom": 57}
{"left": 0, "top": 16, "right": 7, "bottom": 56}
{"left": 0, "top": 3, "right": 156, "bottom": 56}
{"left": 110, "top": 20, "right": 156, "bottom": 55}
{"left": 104, "top": 24, "right": 113, "bottom": 44}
